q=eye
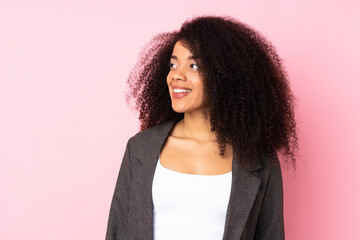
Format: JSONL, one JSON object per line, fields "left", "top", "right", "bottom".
{"left": 168, "top": 62, "right": 176, "bottom": 69}
{"left": 190, "top": 63, "right": 199, "bottom": 69}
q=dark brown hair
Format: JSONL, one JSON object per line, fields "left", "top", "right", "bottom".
{"left": 126, "top": 15, "right": 299, "bottom": 171}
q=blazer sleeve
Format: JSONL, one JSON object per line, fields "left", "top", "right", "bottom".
{"left": 254, "top": 153, "right": 285, "bottom": 240}
{"left": 105, "top": 138, "right": 133, "bottom": 240}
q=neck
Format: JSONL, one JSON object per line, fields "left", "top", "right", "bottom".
{"left": 180, "top": 110, "right": 217, "bottom": 142}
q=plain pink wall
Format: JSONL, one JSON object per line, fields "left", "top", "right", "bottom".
{"left": 1, "top": 0, "right": 359, "bottom": 239}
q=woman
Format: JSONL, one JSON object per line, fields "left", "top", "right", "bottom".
{"left": 106, "top": 15, "right": 298, "bottom": 240}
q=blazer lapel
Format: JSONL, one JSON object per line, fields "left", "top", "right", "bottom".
{"left": 131, "top": 119, "right": 262, "bottom": 240}
{"left": 222, "top": 149, "right": 261, "bottom": 239}
{"left": 131, "top": 119, "right": 180, "bottom": 239}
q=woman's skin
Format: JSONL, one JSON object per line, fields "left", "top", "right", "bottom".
{"left": 160, "top": 41, "right": 233, "bottom": 175}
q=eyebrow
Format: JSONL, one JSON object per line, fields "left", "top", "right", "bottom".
{"left": 170, "top": 55, "right": 198, "bottom": 60}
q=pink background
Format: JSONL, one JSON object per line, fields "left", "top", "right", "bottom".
{"left": 1, "top": 0, "right": 359, "bottom": 239}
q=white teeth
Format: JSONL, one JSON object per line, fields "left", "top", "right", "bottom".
{"left": 174, "top": 88, "right": 192, "bottom": 93}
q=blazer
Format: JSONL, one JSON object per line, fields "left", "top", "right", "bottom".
{"left": 105, "top": 119, "right": 285, "bottom": 240}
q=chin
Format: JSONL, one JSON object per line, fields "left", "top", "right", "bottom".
{"left": 171, "top": 107, "right": 186, "bottom": 113}
{"left": 171, "top": 103, "right": 188, "bottom": 113}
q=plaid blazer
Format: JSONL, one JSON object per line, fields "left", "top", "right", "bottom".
{"left": 105, "top": 119, "right": 285, "bottom": 240}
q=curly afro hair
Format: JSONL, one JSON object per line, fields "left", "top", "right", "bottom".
{"left": 126, "top": 15, "right": 299, "bottom": 171}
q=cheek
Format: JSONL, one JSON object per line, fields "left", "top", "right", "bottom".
{"left": 195, "top": 78, "right": 204, "bottom": 93}
{"left": 166, "top": 75, "right": 172, "bottom": 96}
{"left": 166, "top": 74, "right": 171, "bottom": 86}
{"left": 197, "top": 81, "right": 206, "bottom": 102}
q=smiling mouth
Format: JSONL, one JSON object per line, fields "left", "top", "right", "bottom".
{"left": 173, "top": 88, "right": 192, "bottom": 93}
{"left": 171, "top": 88, "right": 192, "bottom": 99}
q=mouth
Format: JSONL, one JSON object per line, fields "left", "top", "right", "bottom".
{"left": 173, "top": 88, "right": 192, "bottom": 93}
{"left": 171, "top": 86, "right": 192, "bottom": 99}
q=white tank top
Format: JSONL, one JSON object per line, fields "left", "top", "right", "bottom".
{"left": 152, "top": 154, "right": 232, "bottom": 240}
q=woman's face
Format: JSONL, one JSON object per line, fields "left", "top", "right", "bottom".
{"left": 167, "top": 41, "right": 206, "bottom": 114}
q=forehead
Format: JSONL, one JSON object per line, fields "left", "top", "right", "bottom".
{"left": 172, "top": 41, "right": 193, "bottom": 56}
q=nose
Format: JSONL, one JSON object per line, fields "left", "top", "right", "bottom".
{"left": 171, "top": 67, "right": 186, "bottom": 81}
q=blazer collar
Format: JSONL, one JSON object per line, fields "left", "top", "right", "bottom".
{"left": 132, "top": 118, "right": 262, "bottom": 239}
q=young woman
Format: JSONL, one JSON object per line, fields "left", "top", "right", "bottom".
{"left": 106, "top": 15, "right": 298, "bottom": 240}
